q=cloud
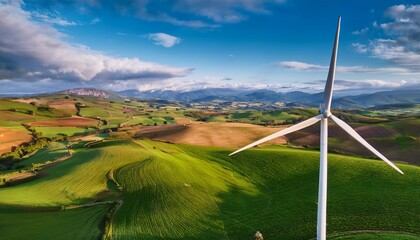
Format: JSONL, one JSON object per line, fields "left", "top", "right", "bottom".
{"left": 31, "top": 11, "right": 77, "bottom": 26}
{"left": 147, "top": 33, "right": 181, "bottom": 48}
{"left": 352, "top": 43, "right": 368, "bottom": 53}
{"left": 24, "top": 0, "right": 286, "bottom": 28}
{"left": 282, "top": 79, "right": 418, "bottom": 94}
{"left": 90, "top": 17, "right": 100, "bottom": 24}
{"left": 352, "top": 27, "right": 368, "bottom": 35}
{"left": 0, "top": 3, "right": 192, "bottom": 84}
{"left": 355, "top": 4, "right": 420, "bottom": 73}
{"left": 277, "top": 61, "right": 410, "bottom": 74}
{"left": 100, "top": 76, "right": 420, "bottom": 95}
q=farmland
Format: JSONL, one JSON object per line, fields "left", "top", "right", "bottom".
{"left": 0, "top": 94, "right": 419, "bottom": 239}
{"left": 0, "top": 204, "right": 110, "bottom": 240}
{"left": 0, "top": 139, "right": 419, "bottom": 239}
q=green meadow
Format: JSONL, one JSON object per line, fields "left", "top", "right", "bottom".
{"left": 0, "top": 139, "right": 419, "bottom": 239}
{"left": 0, "top": 205, "right": 110, "bottom": 240}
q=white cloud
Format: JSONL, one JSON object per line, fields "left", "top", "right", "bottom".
{"left": 355, "top": 4, "right": 420, "bottom": 73}
{"left": 277, "top": 61, "right": 411, "bottom": 74}
{"left": 352, "top": 27, "right": 368, "bottom": 35}
{"left": 24, "top": 0, "right": 286, "bottom": 28}
{"left": 0, "top": 3, "right": 192, "bottom": 83}
{"left": 90, "top": 17, "right": 100, "bottom": 24}
{"left": 147, "top": 33, "right": 181, "bottom": 48}
{"left": 31, "top": 12, "right": 77, "bottom": 26}
{"left": 352, "top": 43, "right": 368, "bottom": 53}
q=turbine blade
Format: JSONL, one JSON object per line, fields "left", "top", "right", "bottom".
{"left": 230, "top": 114, "right": 323, "bottom": 156}
{"left": 324, "top": 16, "right": 341, "bottom": 112}
{"left": 330, "top": 115, "right": 403, "bottom": 174}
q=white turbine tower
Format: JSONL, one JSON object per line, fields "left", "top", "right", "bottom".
{"left": 229, "top": 17, "right": 404, "bottom": 240}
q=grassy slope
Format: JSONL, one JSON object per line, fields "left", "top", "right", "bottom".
{"left": 0, "top": 139, "right": 419, "bottom": 239}
{"left": 329, "top": 232, "right": 420, "bottom": 240}
{"left": 0, "top": 205, "right": 109, "bottom": 240}
{"left": 112, "top": 140, "right": 257, "bottom": 240}
{"left": 19, "top": 142, "right": 68, "bottom": 168}
{"left": 110, "top": 141, "right": 420, "bottom": 240}
{"left": 35, "top": 126, "right": 96, "bottom": 137}
{"left": 0, "top": 141, "right": 148, "bottom": 206}
{"left": 0, "top": 99, "right": 68, "bottom": 118}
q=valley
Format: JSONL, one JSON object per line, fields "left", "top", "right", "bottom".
{"left": 0, "top": 92, "right": 419, "bottom": 239}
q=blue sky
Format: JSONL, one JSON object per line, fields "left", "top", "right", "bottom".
{"left": 0, "top": 0, "right": 420, "bottom": 94}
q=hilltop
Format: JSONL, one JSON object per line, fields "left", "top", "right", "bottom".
{"left": 57, "top": 88, "right": 122, "bottom": 100}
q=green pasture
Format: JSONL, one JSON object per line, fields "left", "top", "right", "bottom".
{"left": 110, "top": 141, "right": 420, "bottom": 239}
{"left": 19, "top": 142, "right": 69, "bottom": 168}
{"left": 328, "top": 232, "right": 420, "bottom": 239}
{"left": 0, "top": 99, "right": 68, "bottom": 118}
{"left": 35, "top": 126, "right": 96, "bottom": 137}
{"left": 0, "top": 205, "right": 110, "bottom": 240}
{"left": 0, "top": 139, "right": 419, "bottom": 239}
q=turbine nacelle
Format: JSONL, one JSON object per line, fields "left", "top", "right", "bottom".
{"left": 319, "top": 104, "right": 331, "bottom": 118}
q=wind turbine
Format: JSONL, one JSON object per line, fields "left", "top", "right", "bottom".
{"left": 229, "top": 17, "right": 404, "bottom": 240}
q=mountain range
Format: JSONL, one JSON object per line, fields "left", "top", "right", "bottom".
{"left": 3, "top": 87, "right": 418, "bottom": 109}
{"left": 118, "top": 88, "right": 420, "bottom": 109}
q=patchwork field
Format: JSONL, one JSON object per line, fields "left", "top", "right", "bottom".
{"left": 0, "top": 95, "right": 419, "bottom": 239}
{"left": 0, "top": 126, "right": 32, "bottom": 155}
{"left": 134, "top": 122, "right": 287, "bottom": 147}
{"left": 0, "top": 138, "right": 419, "bottom": 239}
{"left": 285, "top": 118, "right": 420, "bottom": 165}
{"left": 29, "top": 116, "right": 99, "bottom": 127}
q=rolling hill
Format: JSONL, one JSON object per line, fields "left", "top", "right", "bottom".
{"left": 0, "top": 139, "right": 419, "bottom": 239}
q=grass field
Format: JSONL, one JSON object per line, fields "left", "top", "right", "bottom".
{"left": 19, "top": 142, "right": 69, "bottom": 168}
{"left": 0, "top": 95, "right": 419, "bottom": 239}
{"left": 0, "top": 141, "right": 149, "bottom": 206}
{"left": 35, "top": 126, "right": 97, "bottom": 137}
{"left": 0, "top": 139, "right": 419, "bottom": 239}
{"left": 328, "top": 232, "right": 420, "bottom": 240}
{"left": 0, "top": 205, "right": 110, "bottom": 240}
{"left": 111, "top": 141, "right": 419, "bottom": 239}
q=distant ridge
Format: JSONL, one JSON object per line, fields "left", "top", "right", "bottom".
{"left": 119, "top": 88, "right": 420, "bottom": 108}
{"left": 5, "top": 87, "right": 417, "bottom": 109}
{"left": 57, "top": 88, "right": 122, "bottom": 99}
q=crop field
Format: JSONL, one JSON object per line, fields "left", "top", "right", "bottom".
{"left": 328, "top": 232, "right": 420, "bottom": 240}
{"left": 0, "top": 138, "right": 419, "bottom": 239}
{"left": 18, "top": 142, "right": 69, "bottom": 168}
{"left": 0, "top": 141, "right": 149, "bottom": 206}
{"left": 0, "top": 126, "right": 32, "bottom": 154}
{"left": 35, "top": 126, "right": 97, "bottom": 138}
{"left": 0, "top": 95, "right": 419, "bottom": 239}
{"left": 29, "top": 116, "right": 99, "bottom": 127}
{"left": 133, "top": 122, "right": 288, "bottom": 147}
{"left": 284, "top": 118, "right": 420, "bottom": 165}
{"left": 0, "top": 205, "right": 110, "bottom": 240}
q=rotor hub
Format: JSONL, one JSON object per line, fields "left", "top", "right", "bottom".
{"left": 319, "top": 104, "right": 331, "bottom": 118}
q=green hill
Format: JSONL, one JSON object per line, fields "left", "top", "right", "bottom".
{"left": 0, "top": 140, "right": 419, "bottom": 239}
